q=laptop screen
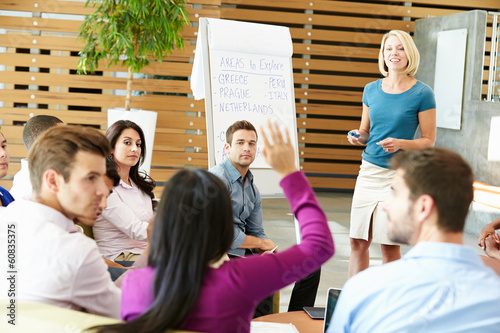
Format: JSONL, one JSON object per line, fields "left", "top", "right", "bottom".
{"left": 323, "top": 288, "right": 341, "bottom": 332}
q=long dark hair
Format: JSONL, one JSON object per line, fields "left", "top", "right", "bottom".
{"left": 106, "top": 120, "right": 156, "bottom": 201}
{"left": 90, "top": 169, "right": 234, "bottom": 333}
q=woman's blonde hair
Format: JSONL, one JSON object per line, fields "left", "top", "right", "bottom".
{"left": 378, "top": 30, "right": 420, "bottom": 77}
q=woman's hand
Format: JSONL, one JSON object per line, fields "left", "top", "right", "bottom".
{"left": 376, "top": 137, "right": 401, "bottom": 153}
{"left": 347, "top": 130, "right": 362, "bottom": 145}
{"left": 259, "top": 120, "right": 298, "bottom": 179}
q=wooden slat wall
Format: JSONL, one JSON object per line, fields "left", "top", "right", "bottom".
{"left": 0, "top": 0, "right": 220, "bottom": 197}
{"left": 0, "top": 0, "right": 497, "bottom": 195}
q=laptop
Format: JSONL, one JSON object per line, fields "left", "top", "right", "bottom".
{"left": 303, "top": 287, "right": 342, "bottom": 332}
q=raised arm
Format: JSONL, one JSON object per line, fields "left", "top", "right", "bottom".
{"left": 260, "top": 120, "right": 299, "bottom": 178}
{"left": 225, "top": 120, "right": 334, "bottom": 302}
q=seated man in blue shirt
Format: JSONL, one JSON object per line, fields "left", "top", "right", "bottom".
{"left": 210, "top": 120, "right": 321, "bottom": 316}
{"left": 209, "top": 120, "right": 276, "bottom": 257}
{"left": 329, "top": 148, "right": 500, "bottom": 332}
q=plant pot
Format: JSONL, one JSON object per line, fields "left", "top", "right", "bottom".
{"left": 107, "top": 108, "right": 157, "bottom": 175}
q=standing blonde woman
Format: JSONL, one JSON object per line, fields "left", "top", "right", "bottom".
{"left": 347, "top": 30, "right": 436, "bottom": 278}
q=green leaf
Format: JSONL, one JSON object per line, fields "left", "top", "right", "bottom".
{"left": 76, "top": 0, "right": 190, "bottom": 107}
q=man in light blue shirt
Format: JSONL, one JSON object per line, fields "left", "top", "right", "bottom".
{"left": 329, "top": 148, "right": 500, "bottom": 333}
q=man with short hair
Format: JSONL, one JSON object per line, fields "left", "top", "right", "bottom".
{"left": 210, "top": 120, "right": 276, "bottom": 256}
{"left": 210, "top": 120, "right": 321, "bottom": 316}
{"left": 0, "top": 125, "right": 121, "bottom": 318}
{"left": 10, "top": 115, "right": 63, "bottom": 200}
{"left": 329, "top": 148, "right": 500, "bottom": 332}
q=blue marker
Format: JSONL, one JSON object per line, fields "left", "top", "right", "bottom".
{"left": 348, "top": 131, "right": 360, "bottom": 138}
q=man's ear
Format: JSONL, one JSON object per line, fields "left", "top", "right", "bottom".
{"left": 43, "top": 169, "right": 62, "bottom": 194}
{"left": 414, "top": 194, "right": 435, "bottom": 225}
{"left": 224, "top": 142, "right": 230, "bottom": 154}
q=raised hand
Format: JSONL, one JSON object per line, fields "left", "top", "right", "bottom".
{"left": 259, "top": 120, "right": 298, "bottom": 179}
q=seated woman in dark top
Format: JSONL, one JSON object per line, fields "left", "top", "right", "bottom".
{"left": 0, "top": 131, "right": 14, "bottom": 207}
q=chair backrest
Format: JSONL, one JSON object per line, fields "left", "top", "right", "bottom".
{"left": 0, "top": 300, "right": 200, "bottom": 332}
{"left": 1, "top": 300, "right": 118, "bottom": 331}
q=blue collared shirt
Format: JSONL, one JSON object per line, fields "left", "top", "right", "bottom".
{"left": 0, "top": 186, "right": 14, "bottom": 207}
{"left": 209, "top": 159, "right": 267, "bottom": 256}
{"left": 329, "top": 242, "right": 500, "bottom": 333}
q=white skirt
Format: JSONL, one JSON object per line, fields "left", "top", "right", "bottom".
{"left": 350, "top": 160, "right": 398, "bottom": 245}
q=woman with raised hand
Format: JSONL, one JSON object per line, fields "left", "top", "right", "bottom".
{"left": 347, "top": 30, "right": 436, "bottom": 278}
{"left": 0, "top": 131, "right": 14, "bottom": 207}
{"left": 91, "top": 120, "right": 334, "bottom": 333}
{"left": 93, "top": 120, "right": 156, "bottom": 262}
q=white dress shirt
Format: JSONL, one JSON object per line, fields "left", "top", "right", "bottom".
{"left": 0, "top": 199, "right": 121, "bottom": 318}
{"left": 93, "top": 179, "right": 153, "bottom": 260}
{"left": 9, "top": 159, "right": 32, "bottom": 200}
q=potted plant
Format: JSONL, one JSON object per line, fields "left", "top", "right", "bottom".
{"left": 77, "top": 0, "right": 189, "bottom": 110}
{"left": 77, "top": 0, "right": 189, "bottom": 172}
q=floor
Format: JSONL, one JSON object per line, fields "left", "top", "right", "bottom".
{"left": 261, "top": 191, "right": 485, "bottom": 313}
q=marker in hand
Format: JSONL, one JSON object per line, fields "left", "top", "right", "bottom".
{"left": 270, "top": 245, "right": 279, "bottom": 253}
{"left": 348, "top": 131, "right": 360, "bottom": 138}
